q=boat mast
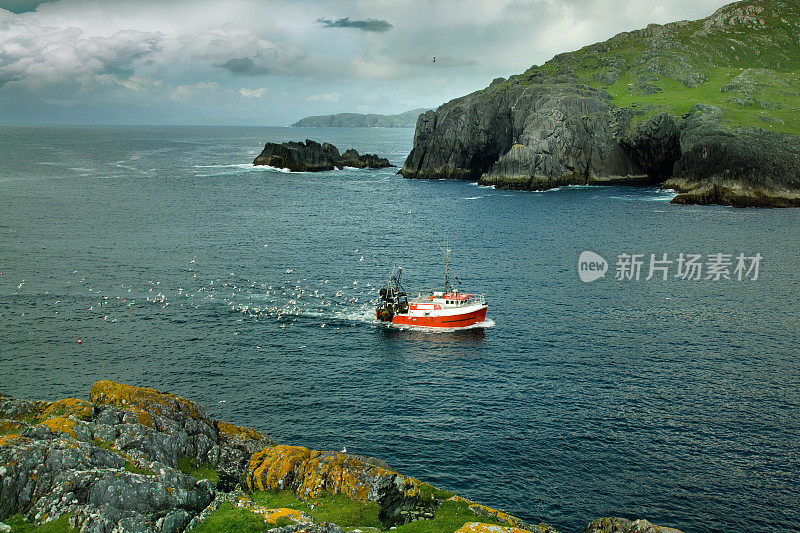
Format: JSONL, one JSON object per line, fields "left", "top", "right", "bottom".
{"left": 439, "top": 242, "right": 451, "bottom": 292}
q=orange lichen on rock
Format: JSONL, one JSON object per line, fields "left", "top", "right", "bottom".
{"left": 230, "top": 492, "right": 309, "bottom": 526}
{"left": 467, "top": 503, "right": 527, "bottom": 529}
{"left": 42, "top": 398, "right": 95, "bottom": 421}
{"left": 217, "top": 420, "right": 266, "bottom": 441}
{"left": 40, "top": 416, "right": 77, "bottom": 438}
{"left": 456, "top": 522, "right": 530, "bottom": 533}
{"left": 129, "top": 407, "right": 154, "bottom": 427}
{"left": 89, "top": 380, "right": 205, "bottom": 421}
{"left": 258, "top": 507, "right": 305, "bottom": 524}
{"left": 0, "top": 433, "right": 23, "bottom": 446}
{"left": 247, "top": 445, "right": 313, "bottom": 492}
{"left": 246, "top": 444, "right": 418, "bottom": 503}
{"left": 403, "top": 476, "right": 422, "bottom": 497}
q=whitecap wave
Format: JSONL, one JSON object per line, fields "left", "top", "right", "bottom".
{"left": 646, "top": 188, "right": 679, "bottom": 202}
{"left": 192, "top": 163, "right": 294, "bottom": 173}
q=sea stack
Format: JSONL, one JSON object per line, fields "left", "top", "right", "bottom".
{"left": 253, "top": 139, "right": 393, "bottom": 172}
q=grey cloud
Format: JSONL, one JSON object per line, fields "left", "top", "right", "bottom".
{"left": 0, "top": 71, "right": 20, "bottom": 87}
{"left": 217, "top": 57, "right": 270, "bottom": 76}
{"left": 87, "top": 31, "right": 163, "bottom": 77}
{"left": 317, "top": 17, "right": 392, "bottom": 32}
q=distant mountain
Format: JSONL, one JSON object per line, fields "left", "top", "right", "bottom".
{"left": 291, "top": 109, "right": 429, "bottom": 128}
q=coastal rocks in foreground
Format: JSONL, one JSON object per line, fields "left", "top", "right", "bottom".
{"left": 253, "top": 139, "right": 393, "bottom": 171}
{"left": 0, "top": 381, "right": 683, "bottom": 533}
{"left": 583, "top": 517, "right": 683, "bottom": 533}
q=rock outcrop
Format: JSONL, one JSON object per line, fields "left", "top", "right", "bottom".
{"left": 664, "top": 105, "right": 800, "bottom": 207}
{"left": 0, "top": 381, "right": 273, "bottom": 532}
{"left": 400, "top": 0, "right": 800, "bottom": 207}
{"left": 0, "top": 382, "right": 683, "bottom": 533}
{"left": 583, "top": 517, "right": 683, "bottom": 533}
{"left": 253, "top": 140, "right": 392, "bottom": 171}
{"left": 245, "top": 444, "right": 432, "bottom": 527}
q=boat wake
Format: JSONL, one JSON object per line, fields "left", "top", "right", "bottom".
{"left": 61, "top": 265, "right": 382, "bottom": 331}
{"left": 202, "top": 273, "right": 380, "bottom": 328}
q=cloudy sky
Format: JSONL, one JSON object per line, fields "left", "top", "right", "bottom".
{"left": 0, "top": 0, "right": 732, "bottom": 125}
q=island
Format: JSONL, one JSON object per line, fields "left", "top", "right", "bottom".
{"left": 253, "top": 139, "right": 393, "bottom": 172}
{"left": 399, "top": 0, "right": 800, "bottom": 207}
{"left": 0, "top": 381, "right": 684, "bottom": 533}
{"left": 291, "top": 109, "right": 429, "bottom": 128}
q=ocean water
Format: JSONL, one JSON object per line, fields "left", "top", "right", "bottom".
{"left": 1, "top": 125, "right": 798, "bottom": 532}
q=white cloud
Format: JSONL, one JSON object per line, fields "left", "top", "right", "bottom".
{"left": 171, "top": 81, "right": 219, "bottom": 100}
{"left": 306, "top": 92, "right": 340, "bottom": 103}
{"left": 239, "top": 86, "right": 268, "bottom": 98}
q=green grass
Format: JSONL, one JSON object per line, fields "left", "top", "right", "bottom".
{"left": 511, "top": 0, "right": 800, "bottom": 135}
{"left": 584, "top": 66, "right": 800, "bottom": 132}
{"left": 123, "top": 460, "right": 152, "bottom": 475}
{"left": 21, "top": 413, "right": 43, "bottom": 425}
{"left": 252, "top": 490, "right": 383, "bottom": 530}
{"left": 418, "top": 483, "right": 456, "bottom": 501}
{"left": 93, "top": 438, "right": 114, "bottom": 450}
{"left": 0, "top": 423, "right": 22, "bottom": 436}
{"left": 3, "top": 514, "right": 78, "bottom": 533}
{"left": 392, "top": 500, "right": 509, "bottom": 533}
{"left": 251, "top": 490, "right": 517, "bottom": 533}
{"left": 177, "top": 456, "right": 220, "bottom": 484}
{"left": 190, "top": 502, "right": 267, "bottom": 533}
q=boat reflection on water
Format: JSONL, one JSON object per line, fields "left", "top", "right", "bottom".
{"left": 377, "top": 323, "right": 487, "bottom": 344}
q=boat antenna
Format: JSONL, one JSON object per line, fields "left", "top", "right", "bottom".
{"left": 437, "top": 242, "right": 451, "bottom": 292}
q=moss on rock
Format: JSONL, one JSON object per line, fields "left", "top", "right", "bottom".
{"left": 89, "top": 379, "right": 205, "bottom": 422}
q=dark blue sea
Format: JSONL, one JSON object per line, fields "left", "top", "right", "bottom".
{"left": 1, "top": 125, "right": 798, "bottom": 532}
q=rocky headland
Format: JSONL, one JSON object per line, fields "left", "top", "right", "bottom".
{"left": 253, "top": 140, "right": 393, "bottom": 172}
{"left": 291, "top": 109, "right": 428, "bottom": 128}
{"left": 0, "top": 381, "right": 683, "bottom": 533}
{"left": 399, "top": 0, "right": 800, "bottom": 207}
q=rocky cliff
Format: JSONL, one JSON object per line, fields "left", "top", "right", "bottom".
{"left": 0, "top": 381, "right": 683, "bottom": 533}
{"left": 253, "top": 140, "right": 392, "bottom": 172}
{"left": 400, "top": 0, "right": 800, "bottom": 207}
{"left": 291, "top": 109, "right": 429, "bottom": 128}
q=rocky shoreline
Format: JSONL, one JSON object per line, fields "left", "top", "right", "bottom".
{"left": 253, "top": 140, "right": 392, "bottom": 172}
{"left": 399, "top": 1, "right": 800, "bottom": 208}
{"left": 1, "top": 381, "right": 683, "bottom": 533}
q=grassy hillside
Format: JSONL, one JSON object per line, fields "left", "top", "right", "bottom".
{"left": 512, "top": 0, "right": 800, "bottom": 133}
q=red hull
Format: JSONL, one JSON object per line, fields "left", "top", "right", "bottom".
{"left": 389, "top": 306, "right": 487, "bottom": 328}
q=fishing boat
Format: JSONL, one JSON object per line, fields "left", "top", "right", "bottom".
{"left": 376, "top": 248, "right": 488, "bottom": 329}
